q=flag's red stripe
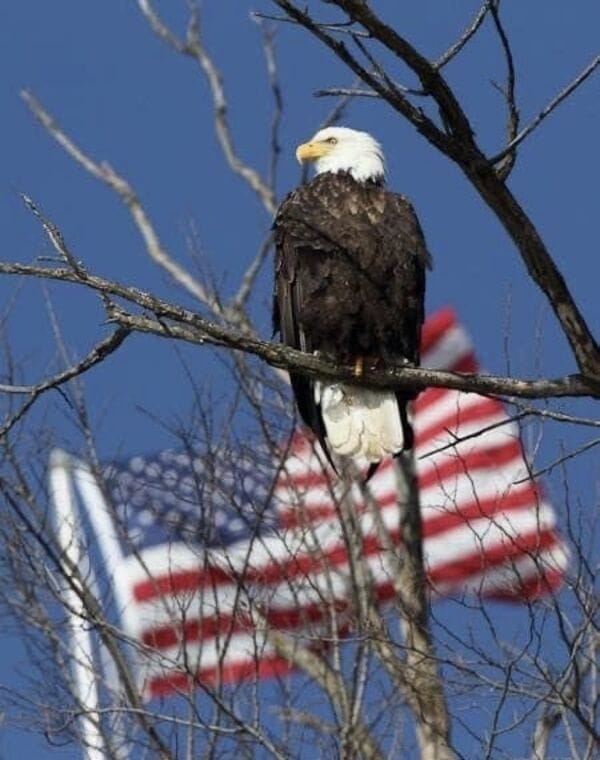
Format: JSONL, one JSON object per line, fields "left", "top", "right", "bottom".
{"left": 142, "top": 597, "right": 348, "bottom": 650}
{"left": 147, "top": 654, "right": 295, "bottom": 698}
{"left": 277, "top": 439, "right": 524, "bottom": 528}
{"left": 487, "top": 564, "right": 564, "bottom": 601}
{"left": 420, "top": 308, "right": 457, "bottom": 354}
{"left": 133, "top": 482, "right": 543, "bottom": 603}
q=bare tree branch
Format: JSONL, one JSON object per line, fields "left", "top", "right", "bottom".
{"left": 318, "top": 76, "right": 362, "bottom": 128}
{"left": 488, "top": 0, "right": 520, "bottom": 180}
{"left": 258, "top": 616, "right": 385, "bottom": 760}
{"left": 254, "top": 17, "right": 284, "bottom": 194}
{"left": 20, "top": 193, "right": 86, "bottom": 275}
{"left": 315, "top": 86, "right": 380, "bottom": 99}
{"left": 514, "top": 436, "right": 600, "bottom": 485}
{"left": 532, "top": 633, "right": 600, "bottom": 758}
{"left": 393, "top": 453, "right": 454, "bottom": 760}
{"left": 231, "top": 235, "right": 273, "bottom": 313}
{"left": 21, "top": 90, "right": 223, "bottom": 315}
{"left": 433, "top": 1, "right": 491, "bottom": 70}
{"left": 0, "top": 258, "right": 597, "bottom": 401}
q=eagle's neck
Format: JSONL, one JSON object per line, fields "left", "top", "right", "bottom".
{"left": 314, "top": 151, "right": 385, "bottom": 184}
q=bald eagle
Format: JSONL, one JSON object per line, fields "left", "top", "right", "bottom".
{"left": 273, "top": 126, "right": 430, "bottom": 474}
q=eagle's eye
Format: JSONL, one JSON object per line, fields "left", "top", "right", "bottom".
{"left": 326, "top": 137, "right": 338, "bottom": 145}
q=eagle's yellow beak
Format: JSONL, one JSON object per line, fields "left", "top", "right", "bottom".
{"left": 295, "top": 140, "right": 332, "bottom": 164}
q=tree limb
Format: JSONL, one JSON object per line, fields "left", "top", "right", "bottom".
{"left": 0, "top": 260, "right": 598, "bottom": 401}
{"left": 258, "top": 615, "right": 385, "bottom": 760}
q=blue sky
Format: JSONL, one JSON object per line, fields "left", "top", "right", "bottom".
{"left": 0, "top": 2, "right": 598, "bottom": 757}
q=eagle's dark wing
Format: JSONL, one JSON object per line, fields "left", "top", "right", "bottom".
{"left": 375, "top": 191, "right": 431, "bottom": 450}
{"left": 272, "top": 184, "right": 335, "bottom": 458}
{"left": 377, "top": 191, "right": 432, "bottom": 368}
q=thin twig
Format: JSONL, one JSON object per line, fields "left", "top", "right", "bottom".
{"left": 491, "top": 54, "right": 600, "bottom": 165}
{"left": 315, "top": 73, "right": 427, "bottom": 100}
{"left": 256, "top": 611, "right": 385, "bottom": 760}
{"left": 0, "top": 327, "right": 129, "bottom": 439}
{"left": 489, "top": 1, "right": 520, "bottom": 180}
{"left": 532, "top": 632, "right": 600, "bottom": 758}
{"left": 137, "top": 0, "right": 277, "bottom": 215}
{"left": 434, "top": 1, "right": 491, "bottom": 69}
{"left": 20, "top": 193, "right": 86, "bottom": 274}
{"left": 319, "top": 77, "right": 362, "bottom": 128}
{"left": 315, "top": 87, "right": 380, "bottom": 99}
{"left": 252, "top": 11, "right": 370, "bottom": 37}
{"left": 231, "top": 235, "right": 273, "bottom": 312}
{"left": 514, "top": 436, "right": 600, "bottom": 485}
{"left": 254, "top": 18, "right": 284, "bottom": 194}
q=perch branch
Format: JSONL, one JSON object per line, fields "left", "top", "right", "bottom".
{"left": 0, "top": 260, "right": 598, "bottom": 400}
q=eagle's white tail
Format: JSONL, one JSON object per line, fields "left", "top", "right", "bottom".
{"left": 315, "top": 382, "right": 406, "bottom": 463}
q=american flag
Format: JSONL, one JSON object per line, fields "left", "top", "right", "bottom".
{"left": 73, "top": 308, "right": 568, "bottom": 699}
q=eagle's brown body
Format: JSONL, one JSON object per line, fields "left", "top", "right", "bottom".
{"left": 273, "top": 170, "right": 430, "bottom": 468}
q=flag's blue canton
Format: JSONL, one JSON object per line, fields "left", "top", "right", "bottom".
{"left": 102, "top": 448, "right": 277, "bottom": 553}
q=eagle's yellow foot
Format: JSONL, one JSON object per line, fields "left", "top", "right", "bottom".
{"left": 354, "top": 356, "right": 364, "bottom": 378}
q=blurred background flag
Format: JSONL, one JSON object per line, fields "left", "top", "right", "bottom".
{"left": 52, "top": 308, "right": 568, "bottom": 699}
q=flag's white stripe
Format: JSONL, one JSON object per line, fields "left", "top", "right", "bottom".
{"left": 421, "top": 324, "right": 473, "bottom": 371}
{"left": 124, "top": 501, "right": 556, "bottom": 640}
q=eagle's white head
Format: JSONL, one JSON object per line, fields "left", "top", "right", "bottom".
{"left": 295, "top": 126, "right": 385, "bottom": 183}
